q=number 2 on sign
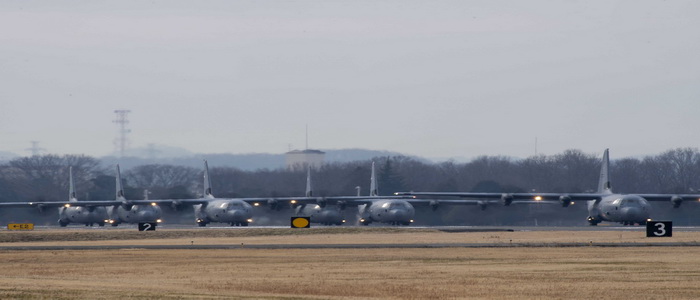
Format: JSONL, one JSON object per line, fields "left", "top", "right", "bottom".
{"left": 143, "top": 223, "right": 151, "bottom": 231}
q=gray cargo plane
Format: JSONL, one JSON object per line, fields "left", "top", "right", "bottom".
{"left": 107, "top": 165, "right": 163, "bottom": 226}
{"left": 293, "top": 168, "right": 346, "bottom": 225}
{"left": 149, "top": 161, "right": 256, "bottom": 226}
{"left": 355, "top": 162, "right": 416, "bottom": 225}
{"left": 189, "top": 161, "right": 255, "bottom": 226}
{"left": 58, "top": 167, "right": 109, "bottom": 226}
{"left": 397, "top": 149, "right": 700, "bottom": 226}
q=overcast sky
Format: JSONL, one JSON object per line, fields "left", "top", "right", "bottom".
{"left": 2, "top": 1, "right": 699, "bottom": 160}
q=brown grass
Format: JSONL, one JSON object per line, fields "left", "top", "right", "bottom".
{"left": 1, "top": 229, "right": 700, "bottom": 299}
{"left": 1, "top": 248, "right": 700, "bottom": 299}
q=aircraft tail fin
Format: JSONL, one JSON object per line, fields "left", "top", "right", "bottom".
{"left": 116, "top": 164, "right": 126, "bottom": 200}
{"left": 370, "top": 161, "right": 378, "bottom": 196}
{"left": 68, "top": 167, "right": 77, "bottom": 202}
{"left": 305, "top": 167, "right": 313, "bottom": 197}
{"left": 203, "top": 160, "right": 214, "bottom": 198}
{"left": 597, "top": 149, "right": 612, "bottom": 194}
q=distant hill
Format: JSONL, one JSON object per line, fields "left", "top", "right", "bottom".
{"left": 0, "top": 151, "right": 19, "bottom": 162}
{"left": 100, "top": 148, "right": 425, "bottom": 171}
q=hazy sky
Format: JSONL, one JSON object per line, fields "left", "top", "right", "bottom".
{"left": 2, "top": 1, "right": 699, "bottom": 160}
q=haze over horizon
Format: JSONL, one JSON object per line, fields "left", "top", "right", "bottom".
{"left": 2, "top": 1, "right": 699, "bottom": 160}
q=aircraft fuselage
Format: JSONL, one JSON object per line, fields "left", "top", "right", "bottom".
{"left": 195, "top": 199, "right": 253, "bottom": 226}
{"left": 58, "top": 206, "right": 109, "bottom": 226}
{"left": 588, "top": 194, "right": 651, "bottom": 225}
{"left": 361, "top": 199, "right": 415, "bottom": 225}
{"left": 109, "top": 204, "right": 162, "bottom": 225}
{"left": 297, "top": 205, "right": 345, "bottom": 225}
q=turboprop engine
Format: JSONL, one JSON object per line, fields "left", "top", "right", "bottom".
{"left": 501, "top": 194, "right": 513, "bottom": 206}
{"left": 671, "top": 196, "right": 683, "bottom": 208}
{"left": 559, "top": 195, "right": 572, "bottom": 207}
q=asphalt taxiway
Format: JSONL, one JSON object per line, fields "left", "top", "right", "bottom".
{"left": 2, "top": 225, "right": 700, "bottom": 250}
{"left": 2, "top": 241, "right": 700, "bottom": 251}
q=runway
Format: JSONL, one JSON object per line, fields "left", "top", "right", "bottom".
{"left": 3, "top": 225, "right": 700, "bottom": 250}
{"left": 2, "top": 241, "right": 700, "bottom": 251}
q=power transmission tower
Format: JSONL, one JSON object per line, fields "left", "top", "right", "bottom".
{"left": 113, "top": 110, "right": 131, "bottom": 157}
{"left": 26, "top": 140, "right": 45, "bottom": 156}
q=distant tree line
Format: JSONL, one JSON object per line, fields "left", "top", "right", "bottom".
{"left": 2, "top": 148, "right": 700, "bottom": 225}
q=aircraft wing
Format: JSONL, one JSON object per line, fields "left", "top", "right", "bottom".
{"left": 409, "top": 199, "right": 560, "bottom": 205}
{"left": 125, "top": 198, "right": 286, "bottom": 207}
{"left": 395, "top": 192, "right": 602, "bottom": 201}
{"left": 634, "top": 194, "right": 700, "bottom": 201}
{"left": 275, "top": 196, "right": 415, "bottom": 207}
{"left": 394, "top": 192, "right": 605, "bottom": 208}
{"left": 0, "top": 201, "right": 121, "bottom": 208}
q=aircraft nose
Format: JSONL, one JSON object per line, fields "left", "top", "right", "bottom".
{"left": 622, "top": 207, "right": 648, "bottom": 221}
{"left": 228, "top": 209, "right": 252, "bottom": 221}
{"left": 320, "top": 209, "right": 340, "bottom": 218}
{"left": 138, "top": 210, "right": 157, "bottom": 221}
{"left": 390, "top": 209, "right": 408, "bottom": 221}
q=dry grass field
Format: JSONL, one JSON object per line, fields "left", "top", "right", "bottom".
{"left": 2, "top": 228, "right": 700, "bottom": 299}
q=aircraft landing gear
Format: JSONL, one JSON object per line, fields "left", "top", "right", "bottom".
{"left": 58, "top": 220, "right": 69, "bottom": 227}
{"left": 587, "top": 216, "right": 600, "bottom": 226}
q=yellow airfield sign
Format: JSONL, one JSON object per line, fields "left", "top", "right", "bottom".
{"left": 7, "top": 223, "right": 34, "bottom": 230}
{"left": 291, "top": 217, "right": 311, "bottom": 228}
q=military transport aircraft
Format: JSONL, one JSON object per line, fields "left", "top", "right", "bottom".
{"left": 168, "top": 160, "right": 257, "bottom": 226}
{"left": 60, "top": 167, "right": 109, "bottom": 226}
{"left": 397, "top": 149, "right": 700, "bottom": 226}
{"left": 292, "top": 168, "right": 346, "bottom": 225}
{"left": 107, "top": 165, "right": 163, "bottom": 226}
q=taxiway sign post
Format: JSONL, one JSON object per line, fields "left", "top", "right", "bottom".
{"left": 138, "top": 222, "right": 157, "bottom": 231}
{"left": 646, "top": 221, "right": 672, "bottom": 237}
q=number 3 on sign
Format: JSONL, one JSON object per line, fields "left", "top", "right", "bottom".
{"left": 646, "top": 221, "right": 672, "bottom": 237}
{"left": 654, "top": 223, "right": 666, "bottom": 236}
